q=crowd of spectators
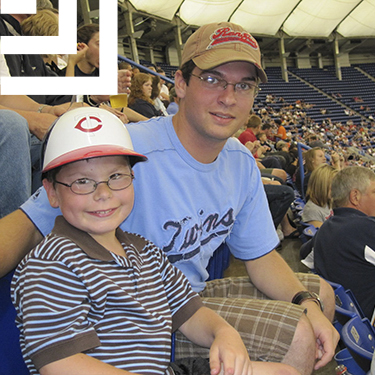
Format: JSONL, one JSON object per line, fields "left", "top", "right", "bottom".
{"left": 252, "top": 93, "right": 375, "bottom": 171}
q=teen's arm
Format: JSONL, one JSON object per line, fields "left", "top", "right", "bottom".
{"left": 0, "top": 209, "right": 43, "bottom": 277}
{"left": 245, "top": 250, "right": 339, "bottom": 370}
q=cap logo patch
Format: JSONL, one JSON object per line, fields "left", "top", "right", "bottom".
{"left": 75, "top": 115, "right": 103, "bottom": 133}
{"left": 207, "top": 27, "right": 258, "bottom": 50}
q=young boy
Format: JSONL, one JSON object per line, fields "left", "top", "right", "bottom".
{"left": 11, "top": 107, "right": 252, "bottom": 375}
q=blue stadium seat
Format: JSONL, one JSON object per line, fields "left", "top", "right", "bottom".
{"left": 0, "top": 270, "right": 28, "bottom": 375}
{"left": 206, "top": 242, "right": 231, "bottom": 281}
{"left": 299, "top": 224, "right": 318, "bottom": 244}
{"left": 334, "top": 348, "right": 367, "bottom": 375}
{"left": 341, "top": 316, "right": 375, "bottom": 373}
{"left": 329, "top": 281, "right": 365, "bottom": 327}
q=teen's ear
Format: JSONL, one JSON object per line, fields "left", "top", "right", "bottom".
{"left": 43, "top": 179, "right": 60, "bottom": 208}
{"left": 174, "top": 70, "right": 187, "bottom": 100}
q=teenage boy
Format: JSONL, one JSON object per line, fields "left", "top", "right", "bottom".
{"left": 11, "top": 107, "right": 257, "bottom": 375}
{"left": 1, "top": 22, "right": 338, "bottom": 375}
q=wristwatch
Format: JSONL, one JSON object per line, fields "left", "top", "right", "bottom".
{"left": 292, "top": 291, "right": 324, "bottom": 311}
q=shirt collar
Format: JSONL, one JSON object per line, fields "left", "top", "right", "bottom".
{"left": 52, "top": 216, "right": 143, "bottom": 271}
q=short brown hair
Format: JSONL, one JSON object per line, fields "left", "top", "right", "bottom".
{"left": 77, "top": 24, "right": 99, "bottom": 44}
{"left": 246, "top": 114, "right": 262, "bottom": 129}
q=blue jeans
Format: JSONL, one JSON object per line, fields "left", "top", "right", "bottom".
{"left": 31, "top": 134, "right": 42, "bottom": 194}
{"left": 0, "top": 110, "right": 32, "bottom": 218}
{"left": 263, "top": 184, "right": 295, "bottom": 228}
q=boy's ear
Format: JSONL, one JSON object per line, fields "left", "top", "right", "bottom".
{"left": 43, "top": 179, "right": 60, "bottom": 208}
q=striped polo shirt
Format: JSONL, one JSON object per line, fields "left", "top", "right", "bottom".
{"left": 12, "top": 216, "right": 202, "bottom": 375}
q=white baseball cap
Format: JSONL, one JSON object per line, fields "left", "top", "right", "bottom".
{"left": 42, "top": 107, "right": 147, "bottom": 172}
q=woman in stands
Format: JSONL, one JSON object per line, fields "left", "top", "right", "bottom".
{"left": 300, "top": 164, "right": 338, "bottom": 269}
{"left": 295, "top": 147, "right": 340, "bottom": 196}
{"left": 151, "top": 75, "right": 168, "bottom": 116}
{"left": 128, "top": 73, "right": 163, "bottom": 118}
{"left": 302, "top": 164, "right": 338, "bottom": 228}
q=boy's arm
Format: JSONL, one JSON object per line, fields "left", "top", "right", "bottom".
{"left": 178, "top": 306, "right": 252, "bottom": 375}
{"left": 39, "top": 353, "right": 141, "bottom": 375}
{"left": 0, "top": 209, "right": 43, "bottom": 277}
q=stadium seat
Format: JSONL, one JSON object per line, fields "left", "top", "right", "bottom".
{"left": 341, "top": 316, "right": 375, "bottom": 372}
{"left": 329, "top": 281, "right": 365, "bottom": 327}
{"left": 206, "top": 242, "right": 231, "bottom": 281}
{"left": 0, "top": 270, "right": 28, "bottom": 375}
{"left": 334, "top": 348, "right": 367, "bottom": 375}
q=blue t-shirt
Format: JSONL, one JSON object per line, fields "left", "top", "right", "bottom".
{"left": 22, "top": 116, "right": 278, "bottom": 292}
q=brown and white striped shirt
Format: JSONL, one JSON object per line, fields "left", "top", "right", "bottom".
{"left": 12, "top": 216, "right": 202, "bottom": 375}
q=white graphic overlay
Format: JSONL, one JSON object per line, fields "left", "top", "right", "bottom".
{"left": 1, "top": 0, "right": 36, "bottom": 15}
{"left": 0, "top": 0, "right": 118, "bottom": 95}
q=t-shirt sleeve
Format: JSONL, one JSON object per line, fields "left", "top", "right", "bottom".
{"left": 12, "top": 256, "right": 100, "bottom": 370}
{"left": 20, "top": 187, "right": 61, "bottom": 236}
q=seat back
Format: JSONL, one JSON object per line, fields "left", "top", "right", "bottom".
{"left": 206, "top": 242, "right": 231, "bottom": 281}
{"left": 341, "top": 316, "right": 375, "bottom": 372}
{"left": 0, "top": 270, "right": 29, "bottom": 375}
{"left": 334, "top": 348, "right": 367, "bottom": 375}
{"left": 299, "top": 224, "right": 318, "bottom": 244}
{"left": 333, "top": 283, "right": 365, "bottom": 326}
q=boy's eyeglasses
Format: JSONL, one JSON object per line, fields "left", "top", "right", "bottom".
{"left": 55, "top": 173, "right": 134, "bottom": 195}
{"left": 190, "top": 73, "right": 260, "bottom": 97}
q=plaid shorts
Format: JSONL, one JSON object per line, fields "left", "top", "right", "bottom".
{"left": 174, "top": 272, "right": 320, "bottom": 362}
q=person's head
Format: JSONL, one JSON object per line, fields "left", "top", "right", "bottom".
{"left": 304, "top": 147, "right": 326, "bottom": 173}
{"left": 128, "top": 73, "right": 153, "bottom": 106}
{"left": 246, "top": 114, "right": 262, "bottom": 134}
{"left": 118, "top": 61, "right": 132, "bottom": 71}
{"left": 42, "top": 108, "right": 147, "bottom": 240}
{"left": 151, "top": 75, "right": 161, "bottom": 100}
{"left": 331, "top": 166, "right": 375, "bottom": 216}
{"left": 305, "top": 164, "right": 338, "bottom": 208}
{"left": 156, "top": 67, "right": 166, "bottom": 84}
{"left": 257, "top": 132, "right": 267, "bottom": 142}
{"left": 169, "top": 87, "right": 178, "bottom": 104}
{"left": 21, "top": 9, "right": 58, "bottom": 36}
{"left": 37, "top": 0, "right": 53, "bottom": 9}
{"left": 132, "top": 67, "right": 140, "bottom": 76}
{"left": 77, "top": 24, "right": 100, "bottom": 69}
{"left": 173, "top": 22, "right": 266, "bottom": 147}
{"left": 276, "top": 140, "right": 289, "bottom": 152}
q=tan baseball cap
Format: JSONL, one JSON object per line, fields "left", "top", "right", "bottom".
{"left": 181, "top": 22, "right": 267, "bottom": 83}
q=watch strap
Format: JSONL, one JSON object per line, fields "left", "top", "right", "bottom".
{"left": 292, "top": 291, "right": 324, "bottom": 311}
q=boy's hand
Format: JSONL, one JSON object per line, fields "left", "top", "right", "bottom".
{"left": 209, "top": 327, "right": 252, "bottom": 375}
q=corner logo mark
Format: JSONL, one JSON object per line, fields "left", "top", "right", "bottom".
{"left": 75, "top": 116, "right": 103, "bottom": 132}
{"left": 208, "top": 27, "right": 259, "bottom": 50}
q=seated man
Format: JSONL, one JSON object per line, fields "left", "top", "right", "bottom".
{"left": 1, "top": 21, "right": 338, "bottom": 375}
{"left": 305, "top": 166, "right": 375, "bottom": 320}
{"left": 12, "top": 107, "right": 258, "bottom": 375}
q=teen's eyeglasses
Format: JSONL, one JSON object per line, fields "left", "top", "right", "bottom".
{"left": 190, "top": 73, "right": 260, "bottom": 97}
